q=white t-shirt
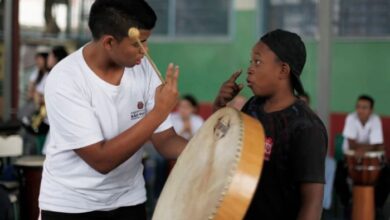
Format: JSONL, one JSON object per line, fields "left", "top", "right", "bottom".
{"left": 39, "top": 47, "right": 172, "bottom": 213}
{"left": 36, "top": 73, "right": 48, "bottom": 95}
{"left": 29, "top": 69, "right": 38, "bottom": 83}
{"left": 29, "top": 69, "right": 48, "bottom": 95}
{"left": 171, "top": 113, "right": 204, "bottom": 140}
{"left": 342, "top": 112, "right": 383, "bottom": 152}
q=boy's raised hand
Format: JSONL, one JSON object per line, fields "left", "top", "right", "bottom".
{"left": 213, "top": 70, "right": 244, "bottom": 112}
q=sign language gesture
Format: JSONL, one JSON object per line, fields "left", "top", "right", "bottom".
{"left": 213, "top": 70, "right": 244, "bottom": 112}
{"left": 154, "top": 63, "right": 180, "bottom": 117}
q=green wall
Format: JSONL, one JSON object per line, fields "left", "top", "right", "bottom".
{"left": 149, "top": 11, "right": 257, "bottom": 103}
{"left": 331, "top": 41, "right": 390, "bottom": 115}
{"left": 149, "top": 10, "right": 390, "bottom": 116}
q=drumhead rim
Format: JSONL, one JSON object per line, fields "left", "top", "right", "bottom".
{"left": 208, "top": 108, "right": 244, "bottom": 219}
{"left": 344, "top": 149, "right": 384, "bottom": 157}
{"left": 153, "top": 107, "right": 246, "bottom": 220}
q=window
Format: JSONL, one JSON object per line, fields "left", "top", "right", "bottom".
{"left": 260, "top": 0, "right": 318, "bottom": 38}
{"left": 18, "top": 0, "right": 233, "bottom": 40}
{"left": 147, "top": 0, "right": 170, "bottom": 35}
{"left": 148, "top": 0, "right": 233, "bottom": 38}
{"left": 259, "top": 0, "right": 390, "bottom": 38}
{"left": 18, "top": 0, "right": 94, "bottom": 39}
{"left": 333, "top": 0, "right": 390, "bottom": 37}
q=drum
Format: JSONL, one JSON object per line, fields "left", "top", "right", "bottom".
{"left": 345, "top": 150, "right": 384, "bottom": 186}
{"left": 345, "top": 150, "right": 385, "bottom": 220}
{"left": 153, "top": 107, "right": 265, "bottom": 220}
{"left": 14, "top": 156, "right": 45, "bottom": 220}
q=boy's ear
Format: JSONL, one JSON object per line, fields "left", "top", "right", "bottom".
{"left": 102, "top": 35, "right": 115, "bottom": 50}
{"left": 279, "top": 62, "right": 291, "bottom": 80}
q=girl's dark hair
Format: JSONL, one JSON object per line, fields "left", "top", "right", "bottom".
{"left": 35, "top": 52, "right": 48, "bottom": 84}
{"left": 51, "top": 46, "right": 68, "bottom": 62}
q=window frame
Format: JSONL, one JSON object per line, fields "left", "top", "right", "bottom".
{"left": 257, "top": 0, "right": 390, "bottom": 41}
{"left": 149, "top": 0, "right": 235, "bottom": 43}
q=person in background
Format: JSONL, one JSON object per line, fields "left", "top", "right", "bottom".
{"left": 36, "top": 45, "right": 69, "bottom": 104}
{"left": 47, "top": 46, "right": 69, "bottom": 70}
{"left": 27, "top": 48, "right": 49, "bottom": 102}
{"left": 335, "top": 94, "right": 389, "bottom": 219}
{"left": 171, "top": 94, "right": 204, "bottom": 140}
{"left": 19, "top": 47, "right": 49, "bottom": 155}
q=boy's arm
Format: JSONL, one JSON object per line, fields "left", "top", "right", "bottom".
{"left": 151, "top": 127, "right": 187, "bottom": 159}
{"left": 74, "top": 65, "right": 179, "bottom": 174}
{"left": 297, "top": 183, "right": 324, "bottom": 220}
{"left": 74, "top": 108, "right": 169, "bottom": 174}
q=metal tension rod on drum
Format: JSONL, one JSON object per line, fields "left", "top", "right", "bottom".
{"left": 128, "top": 27, "right": 165, "bottom": 83}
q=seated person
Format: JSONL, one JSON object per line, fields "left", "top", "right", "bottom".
{"left": 171, "top": 95, "right": 204, "bottom": 140}
{"left": 335, "top": 94, "right": 388, "bottom": 218}
{"left": 342, "top": 95, "right": 384, "bottom": 154}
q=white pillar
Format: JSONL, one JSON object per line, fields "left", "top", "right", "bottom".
{"left": 317, "top": 0, "right": 332, "bottom": 130}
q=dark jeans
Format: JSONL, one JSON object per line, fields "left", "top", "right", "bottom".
{"left": 0, "top": 187, "right": 11, "bottom": 220}
{"left": 41, "top": 203, "right": 147, "bottom": 220}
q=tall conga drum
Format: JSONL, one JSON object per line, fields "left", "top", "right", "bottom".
{"left": 345, "top": 150, "right": 384, "bottom": 220}
{"left": 14, "top": 155, "right": 45, "bottom": 220}
{"left": 153, "top": 107, "right": 265, "bottom": 220}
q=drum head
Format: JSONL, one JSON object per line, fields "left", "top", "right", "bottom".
{"left": 153, "top": 107, "right": 265, "bottom": 220}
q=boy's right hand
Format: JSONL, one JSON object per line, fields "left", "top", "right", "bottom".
{"left": 213, "top": 70, "right": 243, "bottom": 111}
{"left": 153, "top": 63, "right": 180, "bottom": 117}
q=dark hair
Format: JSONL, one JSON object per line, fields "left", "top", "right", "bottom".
{"left": 182, "top": 94, "right": 199, "bottom": 109}
{"left": 358, "top": 94, "right": 375, "bottom": 109}
{"left": 35, "top": 52, "right": 48, "bottom": 84}
{"left": 88, "top": 0, "right": 157, "bottom": 41}
{"left": 51, "top": 46, "right": 68, "bottom": 62}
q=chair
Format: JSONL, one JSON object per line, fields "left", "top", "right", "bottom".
{"left": 0, "top": 135, "right": 23, "bottom": 220}
{"left": 0, "top": 135, "right": 23, "bottom": 157}
{"left": 334, "top": 134, "right": 345, "bottom": 162}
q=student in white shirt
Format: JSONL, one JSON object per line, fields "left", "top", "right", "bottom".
{"left": 342, "top": 95, "right": 384, "bottom": 155}
{"left": 28, "top": 50, "right": 48, "bottom": 102}
{"left": 39, "top": 1, "right": 187, "bottom": 219}
{"left": 171, "top": 95, "right": 204, "bottom": 140}
{"left": 335, "top": 95, "right": 388, "bottom": 219}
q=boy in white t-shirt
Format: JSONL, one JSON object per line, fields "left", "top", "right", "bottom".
{"left": 39, "top": 1, "right": 187, "bottom": 219}
{"left": 335, "top": 95, "right": 389, "bottom": 218}
{"left": 342, "top": 95, "right": 384, "bottom": 155}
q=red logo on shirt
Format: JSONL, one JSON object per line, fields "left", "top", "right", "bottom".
{"left": 137, "top": 102, "right": 144, "bottom": 109}
{"left": 264, "top": 137, "right": 274, "bottom": 161}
